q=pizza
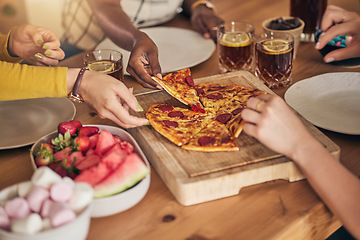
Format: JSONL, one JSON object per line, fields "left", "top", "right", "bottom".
{"left": 151, "top": 68, "right": 204, "bottom": 112}
{"left": 146, "top": 69, "right": 267, "bottom": 152}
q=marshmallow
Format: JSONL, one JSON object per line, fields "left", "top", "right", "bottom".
{"left": 0, "top": 206, "right": 10, "bottom": 230}
{"left": 49, "top": 202, "right": 76, "bottom": 227}
{"left": 50, "top": 180, "right": 73, "bottom": 203}
{"left": 11, "top": 213, "right": 43, "bottom": 235}
{"left": 63, "top": 176, "right": 75, "bottom": 187}
{"left": 17, "top": 181, "right": 33, "bottom": 198}
{"left": 40, "top": 199, "right": 54, "bottom": 218}
{"left": 31, "top": 166, "right": 62, "bottom": 189}
{"left": 69, "top": 182, "right": 93, "bottom": 212}
{"left": 42, "top": 217, "right": 52, "bottom": 231}
{"left": 4, "top": 197, "right": 30, "bottom": 219}
{"left": 27, "top": 186, "right": 50, "bottom": 213}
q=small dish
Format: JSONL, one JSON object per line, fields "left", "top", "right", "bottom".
{"left": 0, "top": 182, "right": 92, "bottom": 240}
{"left": 30, "top": 125, "right": 151, "bottom": 218}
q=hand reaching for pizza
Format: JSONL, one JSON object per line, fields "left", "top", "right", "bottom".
{"left": 241, "top": 94, "right": 316, "bottom": 159}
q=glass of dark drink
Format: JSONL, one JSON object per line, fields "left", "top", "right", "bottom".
{"left": 217, "top": 21, "right": 255, "bottom": 73}
{"left": 83, "top": 49, "right": 124, "bottom": 81}
{"left": 290, "top": 0, "right": 327, "bottom": 42}
{"left": 255, "top": 32, "right": 294, "bottom": 89}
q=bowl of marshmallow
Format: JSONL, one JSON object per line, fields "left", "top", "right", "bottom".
{"left": 0, "top": 167, "right": 93, "bottom": 240}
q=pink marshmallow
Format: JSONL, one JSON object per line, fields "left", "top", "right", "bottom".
{"left": 40, "top": 199, "right": 54, "bottom": 218}
{"left": 0, "top": 206, "right": 10, "bottom": 230}
{"left": 50, "top": 180, "right": 73, "bottom": 203}
{"left": 4, "top": 197, "right": 30, "bottom": 219}
{"left": 27, "top": 186, "right": 50, "bottom": 213}
{"left": 49, "top": 202, "right": 76, "bottom": 227}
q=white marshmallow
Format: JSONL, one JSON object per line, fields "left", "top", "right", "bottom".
{"left": 11, "top": 213, "right": 43, "bottom": 235}
{"left": 27, "top": 186, "right": 50, "bottom": 213}
{"left": 69, "top": 182, "right": 93, "bottom": 212}
{"left": 31, "top": 166, "right": 62, "bottom": 189}
{"left": 17, "top": 181, "right": 33, "bottom": 198}
{"left": 62, "top": 176, "right": 75, "bottom": 187}
{"left": 4, "top": 197, "right": 30, "bottom": 219}
{"left": 42, "top": 217, "right": 52, "bottom": 231}
{"left": 50, "top": 180, "right": 73, "bottom": 203}
{"left": 0, "top": 206, "right": 10, "bottom": 230}
{"left": 49, "top": 202, "right": 76, "bottom": 227}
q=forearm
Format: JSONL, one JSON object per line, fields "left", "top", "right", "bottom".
{"left": 293, "top": 139, "right": 360, "bottom": 238}
{"left": 0, "top": 31, "right": 22, "bottom": 63}
{"left": 87, "top": 0, "right": 144, "bottom": 51}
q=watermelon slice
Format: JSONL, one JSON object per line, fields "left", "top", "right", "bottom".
{"left": 95, "top": 130, "right": 116, "bottom": 155}
{"left": 93, "top": 153, "right": 150, "bottom": 198}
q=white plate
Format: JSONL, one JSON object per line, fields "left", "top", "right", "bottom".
{"left": 96, "top": 26, "right": 216, "bottom": 74}
{"left": 0, "top": 98, "right": 76, "bottom": 149}
{"left": 284, "top": 72, "right": 360, "bottom": 135}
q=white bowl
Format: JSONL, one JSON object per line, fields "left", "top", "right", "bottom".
{"left": 30, "top": 125, "right": 151, "bottom": 218}
{"left": 0, "top": 183, "right": 91, "bottom": 240}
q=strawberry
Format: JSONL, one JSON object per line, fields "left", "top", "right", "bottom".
{"left": 73, "top": 136, "right": 90, "bottom": 152}
{"left": 69, "top": 120, "right": 82, "bottom": 130}
{"left": 33, "top": 143, "right": 55, "bottom": 166}
{"left": 78, "top": 126, "right": 100, "bottom": 137}
{"left": 58, "top": 121, "right": 77, "bottom": 135}
{"left": 75, "top": 154, "right": 101, "bottom": 171}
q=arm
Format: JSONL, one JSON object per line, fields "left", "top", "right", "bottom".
{"left": 182, "top": 0, "right": 224, "bottom": 41}
{"left": 87, "top": 0, "right": 162, "bottom": 89}
{"left": 8, "top": 24, "right": 65, "bottom": 66}
{"left": 316, "top": 5, "right": 360, "bottom": 62}
{"left": 241, "top": 94, "right": 360, "bottom": 239}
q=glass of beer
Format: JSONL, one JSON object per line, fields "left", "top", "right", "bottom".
{"left": 217, "top": 21, "right": 255, "bottom": 73}
{"left": 290, "top": 0, "right": 327, "bottom": 42}
{"left": 255, "top": 32, "right": 294, "bottom": 89}
{"left": 83, "top": 49, "right": 124, "bottom": 81}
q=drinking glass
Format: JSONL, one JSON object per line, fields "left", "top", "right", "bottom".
{"left": 217, "top": 21, "right": 255, "bottom": 73}
{"left": 290, "top": 0, "right": 327, "bottom": 42}
{"left": 83, "top": 49, "right": 124, "bottom": 81}
{"left": 255, "top": 32, "right": 294, "bottom": 89}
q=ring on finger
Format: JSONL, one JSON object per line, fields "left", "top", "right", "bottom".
{"left": 255, "top": 100, "right": 263, "bottom": 112}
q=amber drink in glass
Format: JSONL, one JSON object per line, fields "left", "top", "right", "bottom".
{"left": 83, "top": 49, "right": 124, "bottom": 81}
{"left": 255, "top": 32, "right": 294, "bottom": 89}
{"left": 217, "top": 21, "right": 254, "bottom": 73}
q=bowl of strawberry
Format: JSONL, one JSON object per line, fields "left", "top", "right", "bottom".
{"left": 30, "top": 120, "right": 151, "bottom": 217}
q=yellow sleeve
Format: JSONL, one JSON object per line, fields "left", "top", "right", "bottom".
{"left": 0, "top": 31, "right": 22, "bottom": 63}
{"left": 0, "top": 61, "right": 68, "bottom": 101}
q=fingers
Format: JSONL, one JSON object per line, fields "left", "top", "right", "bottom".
{"left": 127, "top": 55, "right": 162, "bottom": 89}
{"left": 323, "top": 43, "right": 360, "bottom": 62}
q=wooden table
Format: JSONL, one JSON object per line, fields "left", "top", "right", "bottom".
{"left": 1, "top": 0, "right": 360, "bottom": 239}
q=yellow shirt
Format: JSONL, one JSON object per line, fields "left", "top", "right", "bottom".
{"left": 0, "top": 31, "right": 68, "bottom": 101}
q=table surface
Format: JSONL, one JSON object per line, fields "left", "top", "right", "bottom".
{"left": 1, "top": 0, "right": 360, "bottom": 239}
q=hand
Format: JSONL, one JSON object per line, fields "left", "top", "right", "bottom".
{"left": 316, "top": 5, "right": 360, "bottom": 62}
{"left": 8, "top": 24, "right": 65, "bottom": 66}
{"left": 74, "top": 69, "right": 149, "bottom": 128}
{"left": 241, "top": 94, "right": 315, "bottom": 160}
{"left": 191, "top": 6, "right": 224, "bottom": 41}
{"left": 126, "top": 32, "right": 163, "bottom": 89}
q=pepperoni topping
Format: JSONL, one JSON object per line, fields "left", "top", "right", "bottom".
{"left": 158, "top": 105, "right": 174, "bottom": 112}
{"left": 232, "top": 108, "right": 243, "bottom": 115}
{"left": 216, "top": 113, "right": 232, "bottom": 124}
{"left": 198, "top": 136, "right": 215, "bottom": 146}
{"left": 195, "top": 87, "right": 204, "bottom": 95}
{"left": 207, "top": 93, "right": 223, "bottom": 100}
{"left": 168, "top": 111, "right": 184, "bottom": 118}
{"left": 185, "top": 76, "right": 195, "bottom": 87}
{"left": 163, "top": 120, "right": 178, "bottom": 128}
{"left": 191, "top": 104, "right": 205, "bottom": 113}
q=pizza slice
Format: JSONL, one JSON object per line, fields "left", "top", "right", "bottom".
{"left": 181, "top": 120, "right": 239, "bottom": 152}
{"left": 146, "top": 104, "right": 213, "bottom": 146}
{"left": 151, "top": 68, "right": 204, "bottom": 112}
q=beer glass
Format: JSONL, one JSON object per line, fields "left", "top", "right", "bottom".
{"left": 255, "top": 32, "right": 294, "bottom": 89}
{"left": 217, "top": 21, "right": 255, "bottom": 73}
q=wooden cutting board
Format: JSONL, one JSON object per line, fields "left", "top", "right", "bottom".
{"left": 128, "top": 71, "right": 340, "bottom": 206}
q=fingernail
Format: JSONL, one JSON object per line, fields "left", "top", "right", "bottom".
{"left": 42, "top": 45, "right": 49, "bottom": 50}
{"left": 325, "top": 57, "right": 335, "bottom": 63}
{"left": 156, "top": 73, "right": 162, "bottom": 79}
{"left": 34, "top": 53, "right": 42, "bottom": 60}
{"left": 37, "top": 39, "right": 43, "bottom": 45}
{"left": 345, "top": 35, "right": 353, "bottom": 45}
{"left": 44, "top": 50, "right": 51, "bottom": 56}
{"left": 136, "top": 104, "right": 144, "bottom": 112}
{"left": 143, "top": 122, "right": 150, "bottom": 126}
{"left": 315, "top": 42, "right": 320, "bottom": 49}
{"left": 129, "top": 87, "right": 134, "bottom": 94}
